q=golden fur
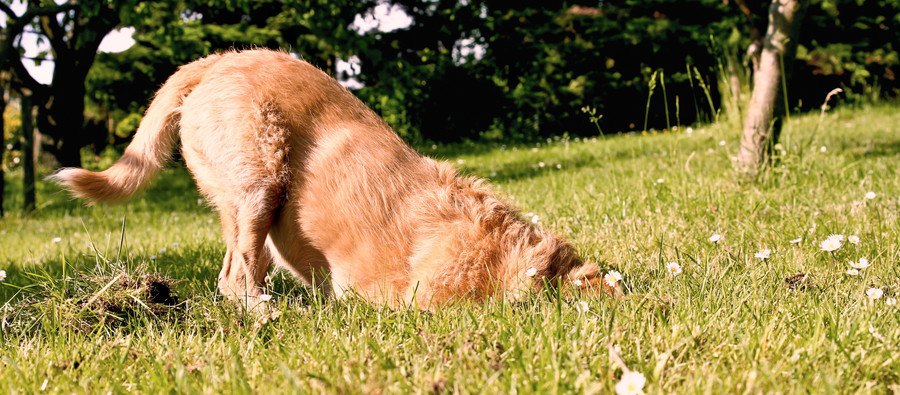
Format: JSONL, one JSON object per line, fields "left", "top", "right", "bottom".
{"left": 52, "top": 50, "right": 615, "bottom": 308}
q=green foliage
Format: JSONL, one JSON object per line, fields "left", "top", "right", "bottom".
{"left": 83, "top": 0, "right": 899, "bottom": 145}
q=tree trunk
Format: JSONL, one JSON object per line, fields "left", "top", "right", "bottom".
{"left": 736, "top": 0, "right": 807, "bottom": 176}
{"left": 21, "top": 94, "right": 35, "bottom": 212}
{"left": 38, "top": 79, "right": 87, "bottom": 168}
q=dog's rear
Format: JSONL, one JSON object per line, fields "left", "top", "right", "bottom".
{"left": 50, "top": 54, "right": 223, "bottom": 203}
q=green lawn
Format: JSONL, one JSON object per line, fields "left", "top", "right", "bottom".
{"left": 1, "top": 104, "right": 898, "bottom": 393}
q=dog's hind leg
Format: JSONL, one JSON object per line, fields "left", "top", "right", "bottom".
{"left": 216, "top": 188, "right": 280, "bottom": 310}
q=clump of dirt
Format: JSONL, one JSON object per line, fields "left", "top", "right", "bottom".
{"left": 1, "top": 267, "right": 182, "bottom": 335}
{"left": 785, "top": 273, "right": 811, "bottom": 291}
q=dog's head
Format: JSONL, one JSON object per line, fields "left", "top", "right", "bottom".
{"left": 498, "top": 226, "right": 621, "bottom": 300}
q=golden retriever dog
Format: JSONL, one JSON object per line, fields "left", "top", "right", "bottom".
{"left": 52, "top": 49, "right": 616, "bottom": 309}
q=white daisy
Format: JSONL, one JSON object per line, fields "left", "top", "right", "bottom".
{"left": 655, "top": 178, "right": 665, "bottom": 184}
{"left": 615, "top": 371, "right": 647, "bottom": 395}
{"left": 665, "top": 262, "right": 682, "bottom": 277}
{"left": 819, "top": 146, "right": 827, "bottom": 153}
{"left": 51, "top": 237, "right": 62, "bottom": 244}
{"left": 846, "top": 268, "right": 859, "bottom": 276}
{"left": 531, "top": 215, "right": 540, "bottom": 224}
{"left": 849, "top": 258, "right": 870, "bottom": 270}
{"left": 847, "top": 235, "right": 860, "bottom": 245}
{"left": 604, "top": 270, "right": 623, "bottom": 287}
{"left": 572, "top": 279, "right": 583, "bottom": 287}
{"left": 0, "top": 270, "right": 6, "bottom": 281}
{"left": 790, "top": 237, "right": 803, "bottom": 245}
{"left": 886, "top": 298, "right": 897, "bottom": 306}
{"left": 754, "top": 249, "right": 772, "bottom": 260}
{"left": 864, "top": 191, "right": 876, "bottom": 200}
{"left": 686, "top": 127, "right": 694, "bottom": 134}
{"left": 820, "top": 235, "right": 843, "bottom": 252}
{"left": 866, "top": 288, "right": 883, "bottom": 300}
{"left": 538, "top": 162, "right": 546, "bottom": 168}
{"left": 525, "top": 267, "right": 538, "bottom": 278}
{"left": 709, "top": 233, "right": 721, "bottom": 243}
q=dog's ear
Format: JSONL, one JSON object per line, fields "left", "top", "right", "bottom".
{"left": 565, "top": 262, "right": 623, "bottom": 298}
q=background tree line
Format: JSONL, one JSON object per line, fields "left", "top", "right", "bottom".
{"left": 1, "top": 0, "right": 898, "bottom": 214}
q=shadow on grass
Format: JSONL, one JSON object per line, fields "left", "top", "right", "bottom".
{"left": 0, "top": 242, "right": 315, "bottom": 306}
{"left": 844, "top": 137, "right": 900, "bottom": 160}
{"left": 2, "top": 166, "right": 207, "bottom": 219}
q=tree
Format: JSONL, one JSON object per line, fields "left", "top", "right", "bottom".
{"left": 0, "top": 0, "right": 180, "bottom": 167}
{"left": 736, "top": 0, "right": 807, "bottom": 175}
{"left": 20, "top": 92, "right": 34, "bottom": 212}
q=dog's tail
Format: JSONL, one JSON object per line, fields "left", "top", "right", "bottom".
{"left": 50, "top": 54, "right": 223, "bottom": 204}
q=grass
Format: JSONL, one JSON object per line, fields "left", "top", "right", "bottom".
{"left": 1, "top": 104, "right": 898, "bottom": 393}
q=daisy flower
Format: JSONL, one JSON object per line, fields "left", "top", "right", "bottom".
{"left": 866, "top": 288, "right": 883, "bottom": 300}
{"left": 789, "top": 237, "right": 802, "bottom": 245}
{"left": 820, "top": 235, "right": 843, "bottom": 252}
{"left": 51, "top": 237, "right": 62, "bottom": 244}
{"left": 886, "top": 298, "right": 897, "bottom": 307}
{"left": 655, "top": 178, "right": 664, "bottom": 184}
{"left": 531, "top": 215, "right": 540, "bottom": 224}
{"left": 0, "top": 270, "right": 6, "bottom": 282}
{"left": 847, "top": 235, "right": 860, "bottom": 245}
{"left": 665, "top": 262, "right": 682, "bottom": 277}
{"left": 849, "top": 258, "right": 870, "bottom": 270}
{"left": 754, "top": 249, "right": 772, "bottom": 260}
{"left": 846, "top": 268, "right": 859, "bottom": 276}
{"left": 615, "top": 371, "right": 647, "bottom": 395}
{"left": 709, "top": 233, "right": 722, "bottom": 243}
{"left": 525, "top": 267, "right": 538, "bottom": 278}
{"left": 864, "top": 191, "right": 876, "bottom": 200}
{"left": 572, "top": 279, "right": 583, "bottom": 287}
{"left": 604, "top": 270, "right": 623, "bottom": 287}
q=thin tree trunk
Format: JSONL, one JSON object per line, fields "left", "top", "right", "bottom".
{"left": 21, "top": 93, "right": 35, "bottom": 212}
{"left": 736, "top": 0, "right": 807, "bottom": 176}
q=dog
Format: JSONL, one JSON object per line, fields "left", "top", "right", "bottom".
{"left": 52, "top": 49, "right": 616, "bottom": 308}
